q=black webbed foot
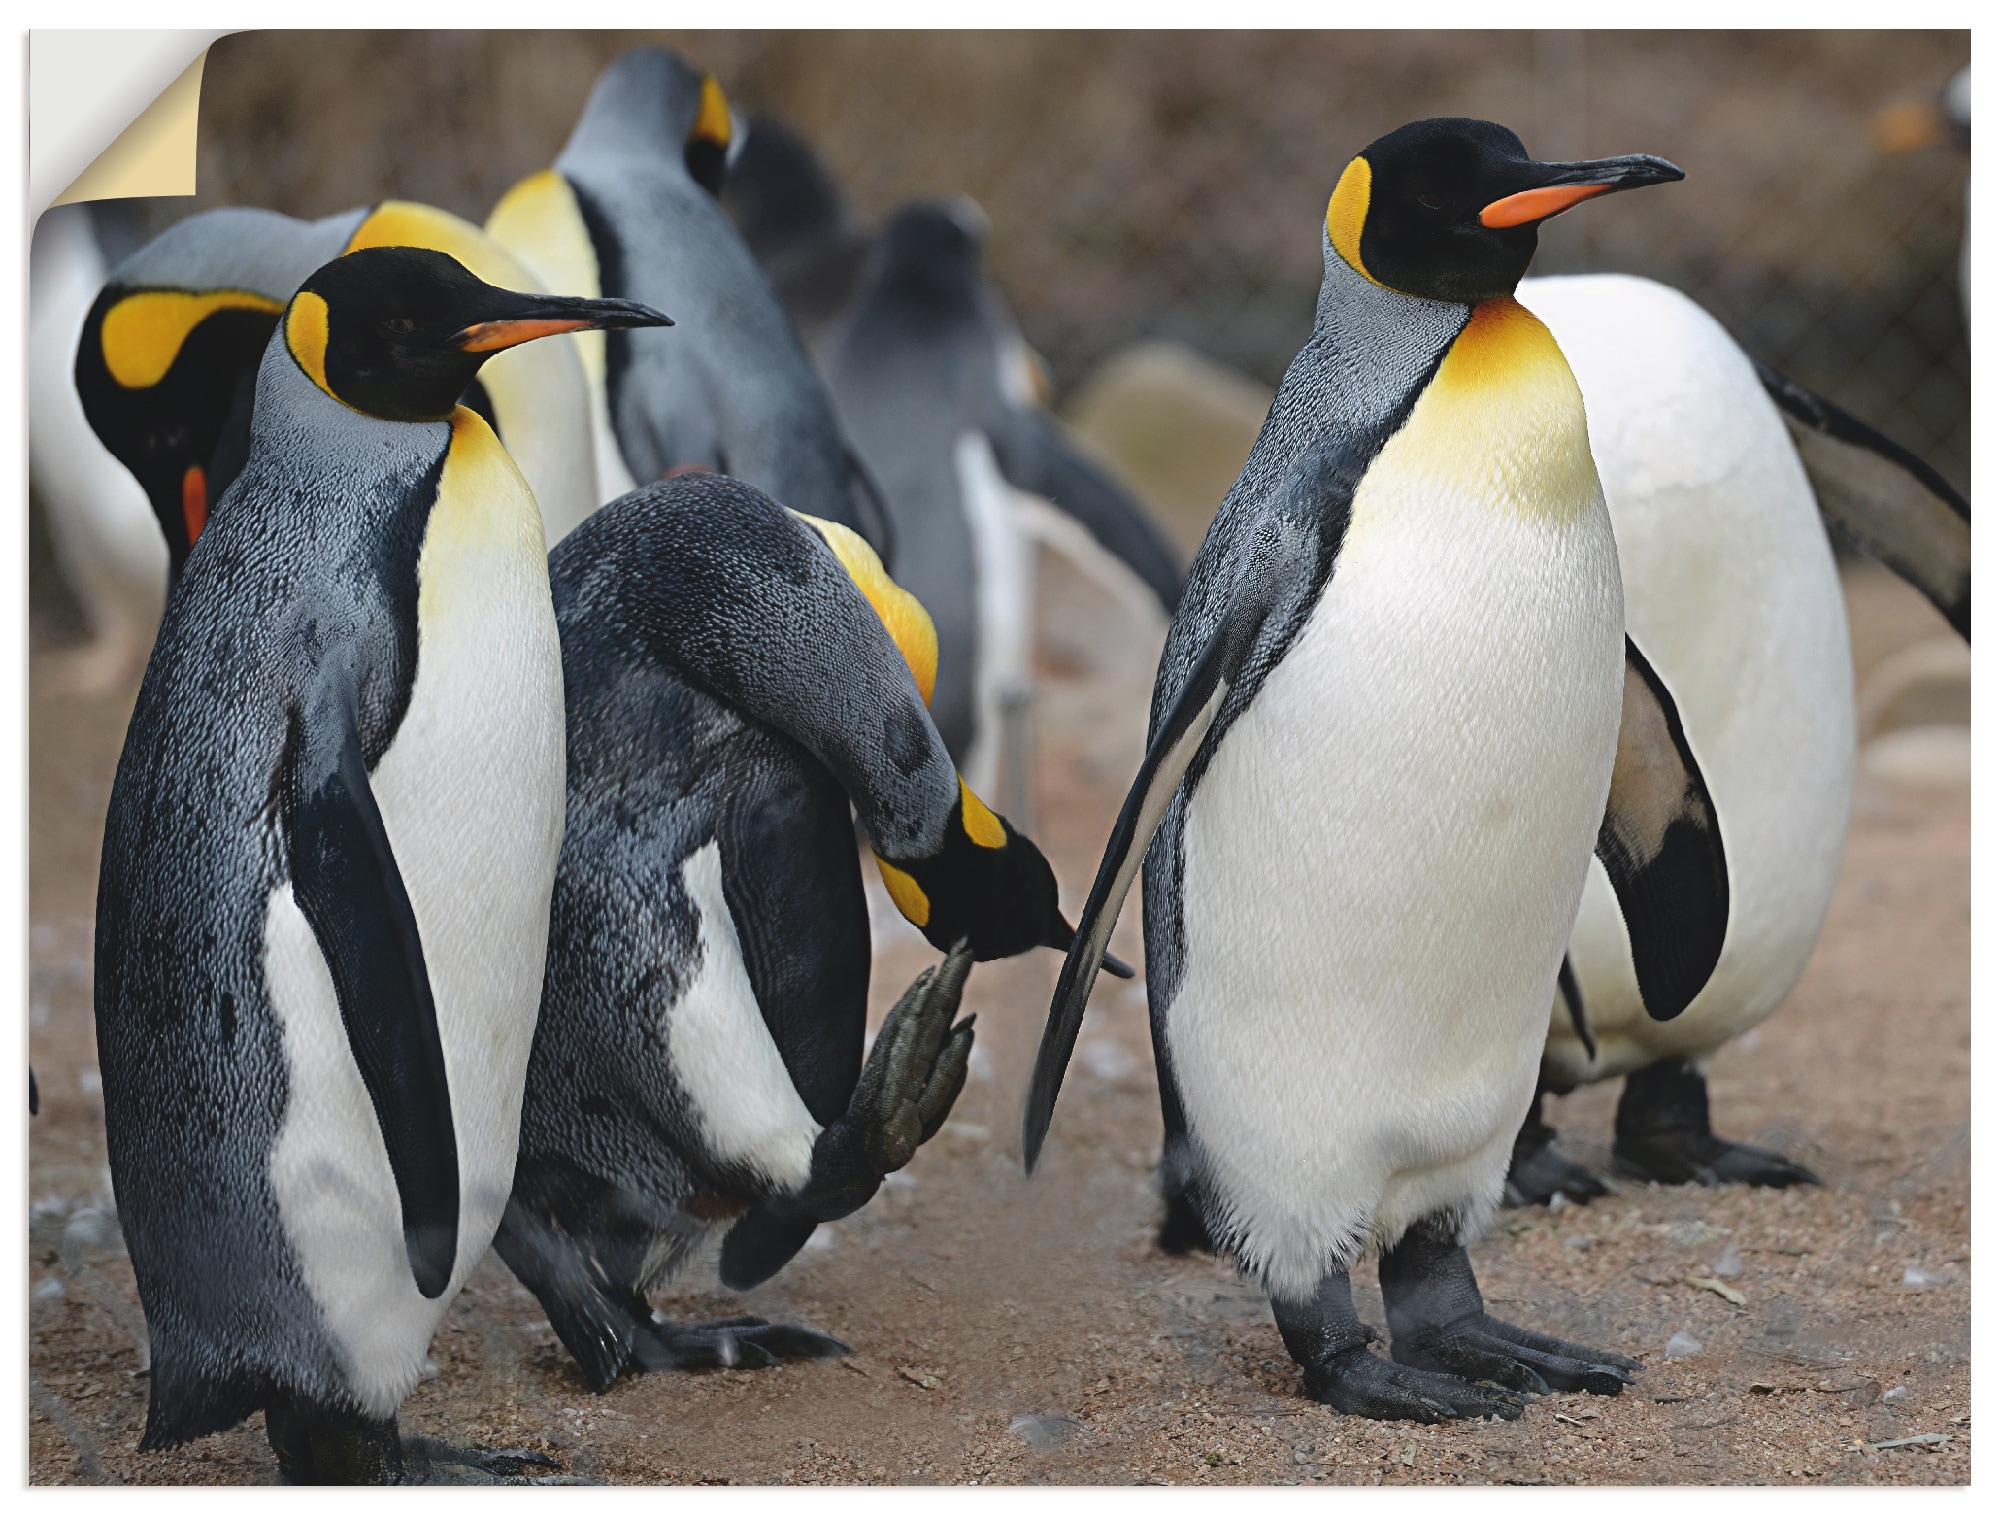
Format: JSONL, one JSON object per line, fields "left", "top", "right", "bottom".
{"left": 1270, "top": 1267, "right": 1525, "bottom": 1424}
{"left": 402, "top": 1437, "right": 562, "bottom": 1483}
{"left": 629, "top": 1313, "right": 850, "bottom": 1374}
{"left": 266, "top": 1401, "right": 563, "bottom": 1485}
{"left": 1613, "top": 1058, "right": 1820, "bottom": 1188}
{"left": 1379, "top": 1225, "right": 1638, "bottom": 1400}
{"left": 1503, "top": 1094, "right": 1614, "bottom": 1208}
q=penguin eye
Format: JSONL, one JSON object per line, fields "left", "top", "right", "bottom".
{"left": 1415, "top": 192, "right": 1447, "bottom": 212}
{"left": 383, "top": 317, "right": 416, "bottom": 335}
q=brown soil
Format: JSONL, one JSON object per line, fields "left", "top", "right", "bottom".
{"left": 28, "top": 562, "right": 1968, "bottom": 1486}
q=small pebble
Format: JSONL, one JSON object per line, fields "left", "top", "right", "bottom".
{"left": 1009, "top": 1414, "right": 1080, "bottom": 1448}
{"left": 31, "top": 1276, "right": 65, "bottom": 1305}
{"left": 1562, "top": 1235, "right": 1593, "bottom": 1251}
{"left": 1713, "top": 1241, "right": 1743, "bottom": 1279}
{"left": 1882, "top": 1385, "right": 1910, "bottom": 1403}
{"left": 1903, "top": 1267, "right": 1947, "bottom": 1290}
{"left": 78, "top": 1070, "right": 102, "bottom": 1096}
{"left": 1547, "top": 1192, "right": 1571, "bottom": 1214}
{"left": 1664, "top": 1331, "right": 1703, "bottom": 1359}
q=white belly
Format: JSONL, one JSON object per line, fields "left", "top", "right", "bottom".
{"left": 265, "top": 419, "right": 565, "bottom": 1415}
{"left": 1166, "top": 317, "right": 1624, "bottom": 1301}
{"left": 1521, "top": 276, "right": 1855, "bottom": 1081}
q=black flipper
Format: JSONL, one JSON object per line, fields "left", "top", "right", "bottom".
{"left": 1754, "top": 359, "right": 1970, "bottom": 639}
{"left": 1022, "top": 572, "right": 1282, "bottom": 1172}
{"left": 1594, "top": 639, "right": 1729, "bottom": 1024}
{"left": 287, "top": 674, "right": 458, "bottom": 1298}
{"left": 1002, "top": 409, "right": 1185, "bottom": 613}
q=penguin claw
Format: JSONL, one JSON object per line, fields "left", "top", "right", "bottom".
{"left": 1612, "top": 1131, "right": 1820, "bottom": 1189}
{"left": 1301, "top": 1346, "right": 1525, "bottom": 1423}
{"left": 1394, "top": 1315, "right": 1637, "bottom": 1397}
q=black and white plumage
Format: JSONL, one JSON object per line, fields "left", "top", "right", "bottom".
{"left": 1025, "top": 120, "right": 1726, "bottom": 1421}
{"left": 822, "top": 201, "right": 1185, "bottom": 793}
{"left": 485, "top": 49, "right": 890, "bottom": 554}
{"left": 92, "top": 246, "right": 666, "bottom": 1482}
{"left": 495, "top": 473, "right": 1086, "bottom": 1392}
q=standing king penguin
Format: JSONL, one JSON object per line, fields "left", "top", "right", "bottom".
{"left": 486, "top": 49, "right": 891, "bottom": 555}
{"left": 823, "top": 199, "right": 1186, "bottom": 800}
{"left": 93, "top": 246, "right": 668, "bottom": 1482}
{"left": 1025, "top": 120, "right": 1730, "bottom": 1421}
{"left": 73, "top": 200, "right": 602, "bottom": 585}
{"left": 497, "top": 472, "right": 1107, "bottom": 1390}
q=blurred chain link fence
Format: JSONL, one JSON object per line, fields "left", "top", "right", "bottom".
{"left": 125, "top": 29, "right": 1975, "bottom": 495}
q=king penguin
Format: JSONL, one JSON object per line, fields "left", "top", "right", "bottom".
{"left": 72, "top": 200, "right": 601, "bottom": 583}
{"left": 92, "top": 245, "right": 668, "bottom": 1482}
{"left": 496, "top": 470, "right": 1113, "bottom": 1391}
{"left": 484, "top": 48, "right": 891, "bottom": 555}
{"left": 1024, "top": 120, "right": 1730, "bottom": 1421}
{"left": 1498, "top": 272, "right": 1971, "bottom": 1202}
{"left": 822, "top": 199, "right": 1186, "bottom": 802}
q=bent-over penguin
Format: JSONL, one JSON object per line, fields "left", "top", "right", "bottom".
{"left": 823, "top": 199, "right": 1185, "bottom": 802}
{"left": 485, "top": 49, "right": 890, "bottom": 555}
{"left": 496, "top": 472, "right": 1113, "bottom": 1391}
{"left": 1024, "top": 120, "right": 1729, "bottom": 1421}
{"left": 73, "top": 200, "right": 601, "bottom": 583}
{"left": 93, "top": 245, "right": 668, "bottom": 1482}
{"left": 1498, "top": 272, "right": 1970, "bottom": 1202}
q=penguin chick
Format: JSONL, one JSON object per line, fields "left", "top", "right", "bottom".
{"left": 1498, "top": 273, "right": 1968, "bottom": 1205}
{"left": 485, "top": 49, "right": 891, "bottom": 555}
{"left": 93, "top": 245, "right": 667, "bottom": 1483}
{"left": 494, "top": 473, "right": 1101, "bottom": 1392}
{"left": 1025, "top": 120, "right": 1722, "bottom": 1423}
{"left": 73, "top": 201, "right": 604, "bottom": 582}
{"left": 822, "top": 199, "right": 1186, "bottom": 798}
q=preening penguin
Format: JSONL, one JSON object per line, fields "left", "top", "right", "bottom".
{"left": 485, "top": 49, "right": 891, "bottom": 554}
{"left": 92, "top": 246, "right": 667, "bottom": 1482}
{"left": 1025, "top": 120, "right": 1726, "bottom": 1421}
{"left": 73, "top": 201, "right": 602, "bottom": 577}
{"left": 1498, "top": 273, "right": 1970, "bottom": 1204}
{"left": 823, "top": 200, "right": 1185, "bottom": 799}
{"left": 494, "top": 473, "right": 1102, "bottom": 1392}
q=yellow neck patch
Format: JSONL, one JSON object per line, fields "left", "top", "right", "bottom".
{"left": 1390, "top": 296, "right": 1597, "bottom": 523}
{"left": 284, "top": 290, "right": 343, "bottom": 404}
{"left": 790, "top": 511, "right": 939, "bottom": 706}
{"left": 100, "top": 289, "right": 283, "bottom": 389}
{"left": 1325, "top": 156, "right": 1383, "bottom": 288}
{"left": 874, "top": 859, "right": 931, "bottom": 927}
{"left": 346, "top": 200, "right": 546, "bottom": 294}
{"left": 693, "top": 75, "right": 732, "bottom": 149}
{"left": 958, "top": 778, "right": 1007, "bottom": 849}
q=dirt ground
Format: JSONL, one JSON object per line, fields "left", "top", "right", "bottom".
{"left": 26, "top": 558, "right": 1969, "bottom": 1487}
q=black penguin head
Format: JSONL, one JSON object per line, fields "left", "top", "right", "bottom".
{"left": 75, "top": 281, "right": 283, "bottom": 573}
{"left": 876, "top": 199, "right": 992, "bottom": 309}
{"left": 284, "top": 245, "right": 672, "bottom": 421}
{"left": 574, "top": 48, "right": 737, "bottom": 197}
{"left": 1327, "top": 118, "right": 1683, "bottom": 303}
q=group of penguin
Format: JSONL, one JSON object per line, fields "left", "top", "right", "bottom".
{"left": 35, "top": 44, "right": 1969, "bottom": 1481}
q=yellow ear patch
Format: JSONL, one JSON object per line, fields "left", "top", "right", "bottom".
{"left": 693, "top": 74, "right": 733, "bottom": 149}
{"left": 875, "top": 858, "right": 931, "bottom": 927}
{"left": 790, "top": 511, "right": 939, "bottom": 706}
{"left": 99, "top": 289, "right": 283, "bottom": 389}
{"left": 1325, "top": 156, "right": 1383, "bottom": 288}
{"left": 958, "top": 779, "right": 1007, "bottom": 849}
{"left": 284, "top": 290, "right": 340, "bottom": 402}
{"left": 346, "top": 200, "right": 547, "bottom": 294}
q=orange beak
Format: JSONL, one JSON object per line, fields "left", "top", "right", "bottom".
{"left": 1479, "top": 182, "right": 1612, "bottom": 229}
{"left": 182, "top": 465, "right": 208, "bottom": 546}
{"left": 452, "top": 317, "right": 595, "bottom": 353}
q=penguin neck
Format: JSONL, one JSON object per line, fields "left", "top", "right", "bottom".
{"left": 562, "top": 58, "right": 699, "bottom": 175}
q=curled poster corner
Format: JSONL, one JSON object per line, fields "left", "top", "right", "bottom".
{"left": 30, "top": 30, "right": 230, "bottom": 215}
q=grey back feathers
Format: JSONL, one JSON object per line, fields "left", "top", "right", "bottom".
{"left": 555, "top": 50, "right": 888, "bottom": 551}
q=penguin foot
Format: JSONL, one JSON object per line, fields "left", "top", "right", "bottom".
{"left": 1502, "top": 1115, "right": 1613, "bottom": 1208}
{"left": 1389, "top": 1314, "right": 1637, "bottom": 1397}
{"left": 401, "top": 1437, "right": 563, "bottom": 1484}
{"left": 1300, "top": 1345, "right": 1527, "bottom": 1423}
{"left": 1613, "top": 1058, "right": 1820, "bottom": 1189}
{"left": 630, "top": 1313, "right": 851, "bottom": 1373}
{"left": 1377, "top": 1222, "right": 1638, "bottom": 1403}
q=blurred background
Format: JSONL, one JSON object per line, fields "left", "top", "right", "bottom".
{"left": 33, "top": 28, "right": 1970, "bottom": 620}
